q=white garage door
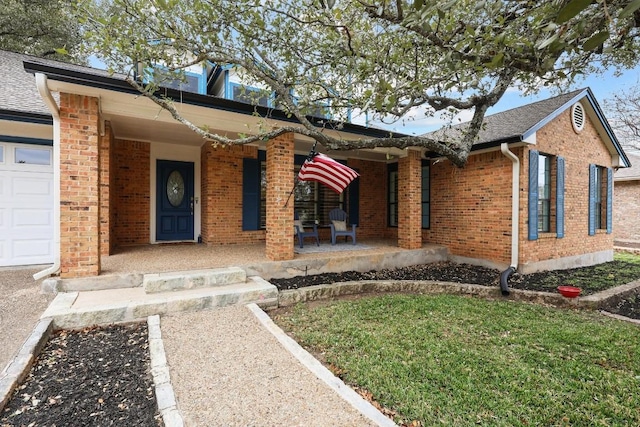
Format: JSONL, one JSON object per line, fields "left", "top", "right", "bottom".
{"left": 0, "top": 143, "right": 54, "bottom": 267}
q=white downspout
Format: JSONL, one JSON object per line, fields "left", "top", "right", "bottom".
{"left": 34, "top": 73, "right": 61, "bottom": 280}
{"left": 499, "top": 143, "right": 520, "bottom": 295}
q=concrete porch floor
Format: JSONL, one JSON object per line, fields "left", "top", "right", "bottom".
{"left": 100, "top": 239, "right": 448, "bottom": 280}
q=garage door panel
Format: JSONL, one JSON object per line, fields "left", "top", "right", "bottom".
{"left": 12, "top": 208, "right": 52, "bottom": 227}
{"left": 13, "top": 239, "right": 52, "bottom": 257}
{"left": 10, "top": 175, "right": 52, "bottom": 198}
{"left": 0, "top": 144, "right": 54, "bottom": 267}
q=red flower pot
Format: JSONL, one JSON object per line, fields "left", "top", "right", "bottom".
{"left": 557, "top": 285, "right": 581, "bottom": 298}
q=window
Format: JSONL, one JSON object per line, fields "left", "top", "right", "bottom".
{"left": 422, "top": 162, "right": 430, "bottom": 229}
{"left": 242, "top": 152, "right": 357, "bottom": 231}
{"left": 15, "top": 147, "right": 51, "bottom": 165}
{"left": 388, "top": 164, "right": 398, "bottom": 227}
{"left": 589, "top": 164, "right": 612, "bottom": 235}
{"left": 538, "top": 154, "right": 551, "bottom": 232}
{"left": 231, "top": 83, "right": 271, "bottom": 108}
{"left": 0, "top": 145, "right": 4, "bottom": 163}
{"left": 161, "top": 71, "right": 205, "bottom": 94}
{"left": 528, "top": 150, "right": 564, "bottom": 240}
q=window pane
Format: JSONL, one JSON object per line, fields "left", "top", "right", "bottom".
{"left": 15, "top": 147, "right": 51, "bottom": 165}
{"left": 163, "top": 73, "right": 201, "bottom": 93}
{"left": 537, "top": 155, "right": 551, "bottom": 232}
{"left": 389, "top": 170, "right": 398, "bottom": 226}
{"left": 233, "top": 85, "right": 270, "bottom": 107}
{"left": 0, "top": 146, "right": 3, "bottom": 162}
{"left": 422, "top": 165, "right": 430, "bottom": 229}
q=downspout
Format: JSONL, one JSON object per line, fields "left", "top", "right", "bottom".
{"left": 33, "top": 73, "right": 61, "bottom": 280}
{"left": 499, "top": 143, "right": 520, "bottom": 296}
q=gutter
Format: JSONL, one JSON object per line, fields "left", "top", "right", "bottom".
{"left": 499, "top": 143, "right": 520, "bottom": 296}
{"left": 33, "top": 73, "right": 61, "bottom": 280}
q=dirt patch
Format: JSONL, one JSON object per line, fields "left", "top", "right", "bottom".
{"left": 0, "top": 322, "right": 161, "bottom": 427}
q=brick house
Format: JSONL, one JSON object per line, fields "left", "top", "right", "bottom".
{"left": 2, "top": 50, "right": 630, "bottom": 279}
{"left": 614, "top": 153, "right": 640, "bottom": 248}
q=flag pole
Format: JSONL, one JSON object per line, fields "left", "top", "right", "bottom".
{"left": 284, "top": 142, "right": 318, "bottom": 207}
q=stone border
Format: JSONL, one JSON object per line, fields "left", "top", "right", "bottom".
{"left": 147, "top": 315, "right": 184, "bottom": 427}
{"left": 0, "top": 318, "right": 53, "bottom": 412}
{"left": 278, "top": 280, "right": 589, "bottom": 308}
{"left": 247, "top": 303, "right": 398, "bottom": 427}
{"left": 277, "top": 279, "right": 640, "bottom": 313}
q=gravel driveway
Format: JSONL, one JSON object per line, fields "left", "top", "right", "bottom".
{"left": 0, "top": 267, "right": 53, "bottom": 371}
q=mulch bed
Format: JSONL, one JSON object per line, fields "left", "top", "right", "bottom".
{"left": 0, "top": 322, "right": 161, "bottom": 427}
{"left": 270, "top": 261, "right": 640, "bottom": 320}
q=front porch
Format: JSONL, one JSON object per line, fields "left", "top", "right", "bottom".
{"left": 42, "top": 240, "right": 448, "bottom": 328}
{"left": 95, "top": 239, "right": 448, "bottom": 281}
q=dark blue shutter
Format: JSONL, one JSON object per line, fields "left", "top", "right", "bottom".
{"left": 242, "top": 158, "right": 261, "bottom": 230}
{"left": 588, "top": 164, "right": 596, "bottom": 236}
{"left": 528, "top": 150, "right": 539, "bottom": 240}
{"left": 556, "top": 156, "right": 565, "bottom": 238}
{"left": 349, "top": 176, "right": 360, "bottom": 226}
{"left": 606, "top": 167, "right": 613, "bottom": 234}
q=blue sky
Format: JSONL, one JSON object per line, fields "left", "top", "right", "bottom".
{"left": 378, "top": 65, "right": 640, "bottom": 136}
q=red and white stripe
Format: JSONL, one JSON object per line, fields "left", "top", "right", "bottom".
{"left": 298, "top": 153, "right": 359, "bottom": 193}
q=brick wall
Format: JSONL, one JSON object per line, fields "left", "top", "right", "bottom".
{"left": 99, "top": 121, "right": 113, "bottom": 256}
{"left": 419, "top": 105, "right": 614, "bottom": 269}
{"left": 614, "top": 180, "right": 640, "bottom": 242}
{"left": 398, "top": 149, "right": 422, "bottom": 249}
{"left": 265, "top": 135, "right": 294, "bottom": 260}
{"left": 423, "top": 150, "right": 513, "bottom": 264}
{"left": 347, "top": 159, "right": 387, "bottom": 238}
{"left": 59, "top": 93, "right": 101, "bottom": 278}
{"left": 113, "top": 139, "right": 150, "bottom": 246}
{"left": 519, "top": 108, "right": 613, "bottom": 267}
{"left": 200, "top": 143, "right": 265, "bottom": 244}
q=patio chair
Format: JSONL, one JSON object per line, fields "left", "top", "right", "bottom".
{"left": 328, "top": 208, "right": 357, "bottom": 245}
{"left": 294, "top": 213, "right": 320, "bottom": 248}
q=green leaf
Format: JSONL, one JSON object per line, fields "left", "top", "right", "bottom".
{"left": 537, "top": 33, "right": 559, "bottom": 50}
{"left": 582, "top": 31, "right": 609, "bottom": 51}
{"left": 556, "top": 0, "right": 592, "bottom": 24}
{"left": 414, "top": 0, "right": 424, "bottom": 10}
{"left": 620, "top": 0, "right": 640, "bottom": 18}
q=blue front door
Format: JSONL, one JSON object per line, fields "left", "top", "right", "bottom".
{"left": 156, "top": 160, "right": 194, "bottom": 241}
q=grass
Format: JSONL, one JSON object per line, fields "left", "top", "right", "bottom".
{"left": 275, "top": 294, "right": 640, "bottom": 426}
{"left": 518, "top": 252, "right": 640, "bottom": 295}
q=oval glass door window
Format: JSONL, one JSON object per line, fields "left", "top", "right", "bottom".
{"left": 166, "top": 170, "right": 185, "bottom": 207}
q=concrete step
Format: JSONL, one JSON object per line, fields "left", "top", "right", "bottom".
{"left": 42, "top": 267, "right": 249, "bottom": 294}
{"left": 143, "top": 267, "right": 246, "bottom": 294}
{"left": 42, "top": 276, "right": 277, "bottom": 329}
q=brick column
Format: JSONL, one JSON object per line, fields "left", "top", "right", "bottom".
{"left": 59, "top": 93, "right": 101, "bottom": 278}
{"left": 265, "top": 134, "right": 294, "bottom": 261}
{"left": 398, "top": 149, "right": 422, "bottom": 249}
{"left": 99, "top": 121, "right": 113, "bottom": 256}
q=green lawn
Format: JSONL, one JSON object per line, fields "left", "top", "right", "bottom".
{"left": 275, "top": 294, "right": 640, "bottom": 426}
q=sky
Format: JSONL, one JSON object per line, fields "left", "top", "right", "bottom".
{"left": 375, "top": 65, "right": 640, "bottom": 136}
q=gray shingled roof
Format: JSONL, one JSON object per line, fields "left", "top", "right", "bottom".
{"left": 0, "top": 50, "right": 52, "bottom": 115}
{"left": 425, "top": 89, "right": 586, "bottom": 145}
{"left": 615, "top": 153, "right": 640, "bottom": 180}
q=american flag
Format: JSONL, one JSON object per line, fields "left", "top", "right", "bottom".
{"left": 298, "top": 153, "right": 359, "bottom": 193}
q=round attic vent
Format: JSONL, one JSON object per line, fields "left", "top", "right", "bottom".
{"left": 571, "top": 102, "right": 585, "bottom": 133}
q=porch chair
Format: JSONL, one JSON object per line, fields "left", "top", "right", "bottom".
{"left": 294, "top": 213, "right": 320, "bottom": 248}
{"left": 328, "top": 208, "right": 357, "bottom": 245}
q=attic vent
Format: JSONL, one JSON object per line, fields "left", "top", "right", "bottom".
{"left": 571, "top": 102, "right": 585, "bottom": 133}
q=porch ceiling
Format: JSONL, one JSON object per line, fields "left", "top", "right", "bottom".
{"left": 44, "top": 80, "right": 400, "bottom": 162}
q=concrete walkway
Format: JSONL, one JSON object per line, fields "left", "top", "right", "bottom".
{"left": 160, "top": 305, "right": 393, "bottom": 426}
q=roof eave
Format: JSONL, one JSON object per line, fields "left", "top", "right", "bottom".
{"left": 0, "top": 109, "right": 53, "bottom": 125}
{"left": 22, "top": 60, "right": 405, "bottom": 140}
